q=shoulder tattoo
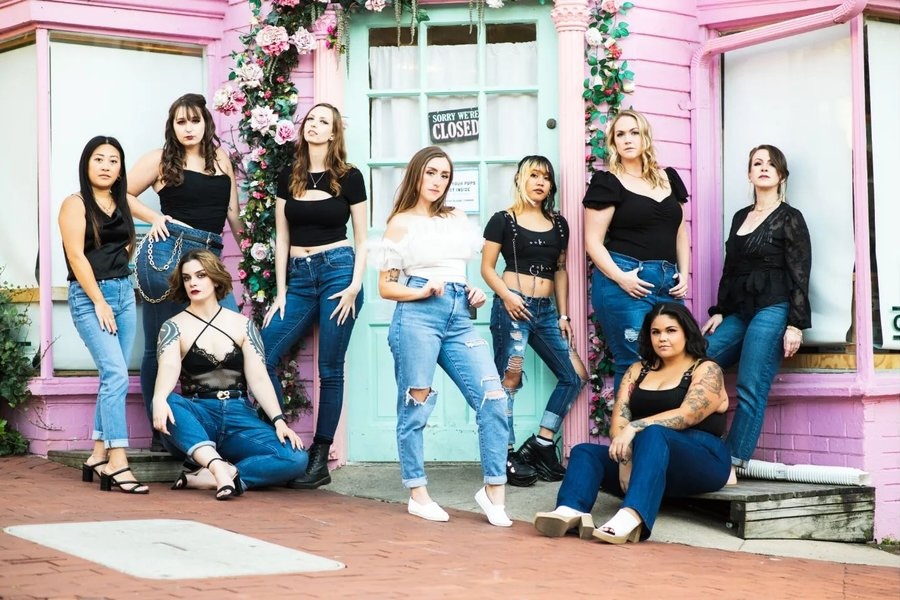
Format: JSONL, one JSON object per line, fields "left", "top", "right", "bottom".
{"left": 156, "top": 320, "right": 180, "bottom": 359}
{"left": 246, "top": 320, "right": 266, "bottom": 362}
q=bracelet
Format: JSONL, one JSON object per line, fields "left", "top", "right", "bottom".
{"left": 558, "top": 314, "right": 570, "bottom": 322}
{"left": 271, "top": 414, "right": 286, "bottom": 425}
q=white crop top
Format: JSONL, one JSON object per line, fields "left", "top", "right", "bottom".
{"left": 368, "top": 213, "right": 484, "bottom": 284}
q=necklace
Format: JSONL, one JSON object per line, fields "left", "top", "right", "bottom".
{"left": 753, "top": 201, "right": 780, "bottom": 213}
{"left": 309, "top": 171, "right": 326, "bottom": 189}
{"left": 623, "top": 170, "right": 643, "bottom": 178}
{"left": 96, "top": 195, "right": 115, "bottom": 215}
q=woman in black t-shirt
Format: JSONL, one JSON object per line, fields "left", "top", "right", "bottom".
{"left": 262, "top": 103, "right": 368, "bottom": 489}
{"left": 583, "top": 110, "right": 690, "bottom": 393}
{"left": 482, "top": 156, "right": 587, "bottom": 487}
{"left": 701, "top": 145, "right": 811, "bottom": 483}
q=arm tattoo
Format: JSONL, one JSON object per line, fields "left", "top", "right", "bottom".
{"left": 683, "top": 363, "right": 722, "bottom": 421}
{"left": 246, "top": 320, "right": 266, "bottom": 362}
{"left": 156, "top": 320, "right": 180, "bottom": 360}
{"left": 556, "top": 253, "right": 567, "bottom": 272}
{"left": 387, "top": 269, "right": 400, "bottom": 283}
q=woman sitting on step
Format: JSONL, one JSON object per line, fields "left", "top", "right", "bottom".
{"left": 533, "top": 302, "right": 730, "bottom": 543}
{"left": 152, "top": 249, "right": 307, "bottom": 499}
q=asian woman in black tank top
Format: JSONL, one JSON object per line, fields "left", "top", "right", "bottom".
{"left": 534, "top": 303, "right": 730, "bottom": 543}
{"left": 127, "top": 93, "right": 244, "bottom": 452}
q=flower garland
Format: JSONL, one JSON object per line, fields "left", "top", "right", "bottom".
{"left": 583, "top": 0, "right": 634, "bottom": 438}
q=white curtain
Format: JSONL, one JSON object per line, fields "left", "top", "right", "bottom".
{"left": 867, "top": 21, "right": 900, "bottom": 350}
{"left": 723, "top": 25, "right": 854, "bottom": 345}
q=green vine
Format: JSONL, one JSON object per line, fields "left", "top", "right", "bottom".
{"left": 0, "top": 270, "right": 33, "bottom": 455}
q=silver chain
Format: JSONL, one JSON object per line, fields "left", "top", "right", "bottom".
{"left": 134, "top": 233, "right": 184, "bottom": 304}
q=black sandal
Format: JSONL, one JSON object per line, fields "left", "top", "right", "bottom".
{"left": 207, "top": 457, "right": 243, "bottom": 501}
{"left": 81, "top": 459, "right": 109, "bottom": 483}
{"left": 171, "top": 461, "right": 205, "bottom": 490}
{"left": 99, "top": 467, "right": 149, "bottom": 494}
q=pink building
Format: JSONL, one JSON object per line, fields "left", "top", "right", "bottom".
{"left": 1, "top": 0, "right": 897, "bottom": 539}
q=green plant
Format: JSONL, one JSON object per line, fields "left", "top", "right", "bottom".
{"left": 0, "top": 271, "right": 34, "bottom": 455}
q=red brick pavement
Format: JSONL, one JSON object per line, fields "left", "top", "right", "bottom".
{"left": 0, "top": 456, "right": 897, "bottom": 599}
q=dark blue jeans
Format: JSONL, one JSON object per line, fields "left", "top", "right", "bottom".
{"left": 261, "top": 246, "right": 362, "bottom": 443}
{"left": 591, "top": 252, "right": 681, "bottom": 392}
{"left": 489, "top": 292, "right": 585, "bottom": 445}
{"left": 135, "top": 222, "right": 237, "bottom": 432}
{"left": 163, "top": 393, "right": 308, "bottom": 489}
{"left": 556, "top": 426, "right": 730, "bottom": 540}
{"left": 705, "top": 302, "right": 789, "bottom": 468}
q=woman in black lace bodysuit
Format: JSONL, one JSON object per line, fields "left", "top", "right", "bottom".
{"left": 151, "top": 250, "right": 306, "bottom": 500}
{"left": 701, "top": 145, "right": 811, "bottom": 483}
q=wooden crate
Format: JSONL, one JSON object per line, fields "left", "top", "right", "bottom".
{"left": 690, "top": 480, "right": 875, "bottom": 542}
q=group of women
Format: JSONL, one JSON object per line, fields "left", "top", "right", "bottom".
{"left": 61, "top": 96, "right": 811, "bottom": 538}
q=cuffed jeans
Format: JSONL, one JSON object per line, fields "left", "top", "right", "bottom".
{"left": 389, "top": 277, "right": 509, "bottom": 488}
{"left": 135, "top": 222, "right": 237, "bottom": 430}
{"left": 705, "top": 302, "right": 789, "bottom": 468}
{"left": 556, "top": 426, "right": 730, "bottom": 540}
{"left": 261, "top": 246, "right": 362, "bottom": 444}
{"left": 162, "top": 392, "right": 308, "bottom": 489}
{"left": 490, "top": 292, "right": 585, "bottom": 445}
{"left": 591, "top": 252, "right": 682, "bottom": 392}
{"left": 68, "top": 277, "right": 136, "bottom": 448}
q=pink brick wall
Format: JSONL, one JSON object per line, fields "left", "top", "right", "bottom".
{"left": 863, "top": 396, "right": 900, "bottom": 539}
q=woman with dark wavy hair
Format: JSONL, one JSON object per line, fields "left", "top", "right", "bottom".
{"left": 128, "top": 93, "right": 243, "bottom": 451}
{"left": 60, "top": 135, "right": 146, "bottom": 494}
{"left": 533, "top": 302, "right": 730, "bottom": 543}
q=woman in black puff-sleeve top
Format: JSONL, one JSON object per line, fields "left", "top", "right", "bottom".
{"left": 701, "top": 144, "right": 811, "bottom": 482}
{"left": 583, "top": 110, "right": 690, "bottom": 394}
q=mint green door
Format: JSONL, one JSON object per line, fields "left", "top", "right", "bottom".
{"left": 345, "top": 3, "right": 559, "bottom": 461}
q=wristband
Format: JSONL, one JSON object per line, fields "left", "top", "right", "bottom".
{"left": 558, "top": 315, "right": 570, "bottom": 322}
{"left": 271, "top": 414, "right": 286, "bottom": 425}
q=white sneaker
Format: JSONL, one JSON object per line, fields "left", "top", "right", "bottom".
{"left": 407, "top": 497, "right": 450, "bottom": 522}
{"left": 475, "top": 486, "right": 512, "bottom": 527}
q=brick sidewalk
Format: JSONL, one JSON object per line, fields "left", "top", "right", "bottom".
{"left": 1, "top": 456, "right": 896, "bottom": 599}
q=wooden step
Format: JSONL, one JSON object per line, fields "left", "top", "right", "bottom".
{"left": 684, "top": 480, "right": 875, "bottom": 542}
{"left": 48, "top": 449, "right": 185, "bottom": 483}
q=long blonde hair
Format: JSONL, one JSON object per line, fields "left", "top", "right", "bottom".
{"left": 289, "top": 103, "right": 350, "bottom": 198}
{"left": 387, "top": 146, "right": 455, "bottom": 222}
{"left": 605, "top": 109, "right": 668, "bottom": 190}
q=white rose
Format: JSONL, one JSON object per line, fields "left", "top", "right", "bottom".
{"left": 249, "top": 106, "right": 278, "bottom": 134}
{"left": 236, "top": 62, "right": 264, "bottom": 88}
{"left": 250, "top": 242, "right": 269, "bottom": 261}
{"left": 585, "top": 28, "right": 604, "bottom": 47}
{"left": 486, "top": 0, "right": 504, "bottom": 7}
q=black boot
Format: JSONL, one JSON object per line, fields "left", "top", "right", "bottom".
{"left": 517, "top": 434, "right": 566, "bottom": 482}
{"left": 507, "top": 450, "right": 538, "bottom": 487}
{"left": 287, "top": 442, "right": 332, "bottom": 489}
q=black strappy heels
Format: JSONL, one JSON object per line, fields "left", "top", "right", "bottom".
{"left": 207, "top": 457, "right": 244, "bottom": 501}
{"left": 81, "top": 459, "right": 109, "bottom": 483}
{"left": 99, "top": 467, "right": 149, "bottom": 494}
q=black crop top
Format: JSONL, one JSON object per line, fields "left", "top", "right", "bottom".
{"left": 276, "top": 166, "right": 367, "bottom": 247}
{"left": 629, "top": 361, "right": 725, "bottom": 437}
{"left": 582, "top": 167, "right": 688, "bottom": 263}
{"left": 178, "top": 309, "right": 247, "bottom": 396}
{"left": 483, "top": 211, "right": 570, "bottom": 281}
{"left": 159, "top": 170, "right": 231, "bottom": 234}
{"left": 65, "top": 202, "right": 133, "bottom": 282}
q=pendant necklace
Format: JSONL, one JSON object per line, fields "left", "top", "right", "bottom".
{"left": 309, "top": 171, "right": 326, "bottom": 189}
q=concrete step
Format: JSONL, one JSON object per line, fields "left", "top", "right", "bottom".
{"left": 48, "top": 449, "right": 185, "bottom": 483}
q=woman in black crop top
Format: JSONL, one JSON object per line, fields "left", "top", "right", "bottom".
{"left": 152, "top": 250, "right": 306, "bottom": 499}
{"left": 481, "top": 156, "right": 587, "bottom": 487}
{"left": 60, "top": 136, "right": 147, "bottom": 495}
{"left": 262, "top": 103, "right": 368, "bottom": 489}
{"left": 128, "top": 93, "right": 244, "bottom": 452}
{"left": 534, "top": 303, "right": 730, "bottom": 543}
{"left": 701, "top": 145, "right": 811, "bottom": 483}
{"left": 583, "top": 110, "right": 690, "bottom": 394}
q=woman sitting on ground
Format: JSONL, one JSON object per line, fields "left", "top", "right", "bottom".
{"left": 152, "top": 249, "right": 307, "bottom": 499}
{"left": 533, "top": 302, "right": 730, "bottom": 543}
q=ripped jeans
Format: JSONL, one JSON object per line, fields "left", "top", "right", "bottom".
{"left": 591, "top": 252, "right": 682, "bottom": 393}
{"left": 388, "top": 277, "right": 509, "bottom": 488}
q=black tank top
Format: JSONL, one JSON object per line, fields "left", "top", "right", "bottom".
{"left": 629, "top": 360, "right": 725, "bottom": 437}
{"left": 179, "top": 308, "right": 247, "bottom": 395}
{"left": 65, "top": 202, "right": 132, "bottom": 282}
{"left": 159, "top": 170, "right": 231, "bottom": 234}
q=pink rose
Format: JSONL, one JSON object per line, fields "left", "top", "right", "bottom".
{"left": 249, "top": 106, "right": 278, "bottom": 134}
{"left": 365, "top": 0, "right": 387, "bottom": 11}
{"left": 237, "top": 268, "right": 248, "bottom": 280}
{"left": 290, "top": 27, "right": 317, "bottom": 55}
{"left": 212, "top": 85, "right": 246, "bottom": 116}
{"left": 256, "top": 25, "right": 290, "bottom": 56}
{"left": 274, "top": 0, "right": 300, "bottom": 6}
{"left": 273, "top": 119, "right": 297, "bottom": 145}
{"left": 599, "top": 0, "right": 622, "bottom": 13}
{"left": 250, "top": 242, "right": 269, "bottom": 261}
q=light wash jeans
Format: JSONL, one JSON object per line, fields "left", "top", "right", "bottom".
{"left": 705, "top": 302, "right": 789, "bottom": 468}
{"left": 389, "top": 277, "right": 509, "bottom": 488}
{"left": 489, "top": 292, "right": 585, "bottom": 445}
{"left": 261, "top": 246, "right": 362, "bottom": 444}
{"left": 68, "top": 277, "right": 136, "bottom": 448}
{"left": 591, "top": 252, "right": 682, "bottom": 392}
{"left": 556, "top": 426, "right": 730, "bottom": 540}
{"left": 163, "top": 392, "right": 308, "bottom": 489}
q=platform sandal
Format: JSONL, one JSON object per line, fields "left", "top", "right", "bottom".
{"left": 81, "top": 459, "right": 109, "bottom": 483}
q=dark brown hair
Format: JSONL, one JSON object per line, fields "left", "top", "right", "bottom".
{"left": 387, "top": 146, "right": 454, "bottom": 222}
{"left": 161, "top": 93, "right": 220, "bottom": 187}
{"left": 289, "top": 103, "right": 350, "bottom": 198}
{"left": 168, "top": 249, "right": 233, "bottom": 304}
{"left": 748, "top": 144, "right": 790, "bottom": 202}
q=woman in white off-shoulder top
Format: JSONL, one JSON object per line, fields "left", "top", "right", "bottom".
{"left": 369, "top": 146, "right": 512, "bottom": 527}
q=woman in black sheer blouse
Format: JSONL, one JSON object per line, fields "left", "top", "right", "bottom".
{"left": 701, "top": 145, "right": 811, "bottom": 482}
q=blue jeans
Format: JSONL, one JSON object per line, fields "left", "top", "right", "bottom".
{"left": 591, "top": 252, "right": 682, "bottom": 392}
{"left": 489, "top": 292, "right": 585, "bottom": 445}
{"left": 135, "top": 222, "right": 237, "bottom": 429}
{"left": 261, "top": 246, "right": 362, "bottom": 443}
{"left": 389, "top": 277, "right": 509, "bottom": 488}
{"left": 68, "top": 277, "right": 137, "bottom": 448}
{"left": 162, "top": 392, "right": 308, "bottom": 489}
{"left": 705, "top": 302, "right": 789, "bottom": 468}
{"left": 556, "top": 426, "right": 730, "bottom": 539}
